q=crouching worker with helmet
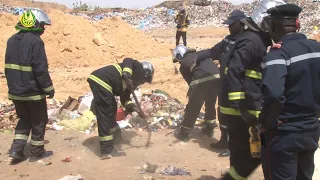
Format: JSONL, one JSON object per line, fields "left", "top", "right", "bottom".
{"left": 172, "top": 45, "right": 220, "bottom": 141}
{"left": 87, "top": 58, "right": 154, "bottom": 160}
{"left": 5, "top": 8, "right": 54, "bottom": 164}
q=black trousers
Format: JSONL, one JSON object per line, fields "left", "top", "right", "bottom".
{"left": 217, "top": 107, "right": 229, "bottom": 139}
{"left": 223, "top": 115, "right": 261, "bottom": 179}
{"left": 181, "top": 79, "right": 219, "bottom": 132}
{"left": 176, "top": 30, "right": 187, "bottom": 47}
{"left": 89, "top": 80, "right": 120, "bottom": 155}
{"left": 10, "top": 99, "right": 48, "bottom": 157}
{"left": 261, "top": 127, "right": 320, "bottom": 180}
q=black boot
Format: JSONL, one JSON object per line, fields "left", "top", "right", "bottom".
{"left": 211, "top": 127, "right": 228, "bottom": 149}
{"left": 174, "top": 127, "right": 191, "bottom": 142}
{"left": 9, "top": 151, "right": 26, "bottom": 160}
{"left": 29, "top": 150, "right": 53, "bottom": 162}
{"left": 100, "top": 149, "right": 126, "bottom": 160}
{"left": 202, "top": 127, "right": 214, "bottom": 137}
{"left": 218, "top": 149, "right": 230, "bottom": 157}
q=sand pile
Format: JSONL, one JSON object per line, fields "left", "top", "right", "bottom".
{"left": 0, "top": 9, "right": 171, "bottom": 69}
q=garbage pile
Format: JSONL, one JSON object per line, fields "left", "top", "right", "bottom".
{"left": 0, "top": 102, "right": 17, "bottom": 132}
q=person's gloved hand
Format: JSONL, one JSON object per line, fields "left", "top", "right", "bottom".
{"left": 125, "top": 103, "right": 136, "bottom": 113}
{"left": 47, "top": 90, "right": 55, "bottom": 99}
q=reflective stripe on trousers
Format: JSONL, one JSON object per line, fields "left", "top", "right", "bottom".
{"left": 219, "top": 106, "right": 260, "bottom": 118}
{"left": 228, "top": 166, "right": 248, "bottom": 180}
{"left": 99, "top": 135, "right": 113, "bottom": 141}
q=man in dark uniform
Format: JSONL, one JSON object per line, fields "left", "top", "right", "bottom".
{"left": 175, "top": 8, "right": 190, "bottom": 47}
{"left": 5, "top": 8, "right": 54, "bottom": 164}
{"left": 172, "top": 45, "right": 220, "bottom": 141}
{"left": 88, "top": 58, "right": 154, "bottom": 160}
{"left": 260, "top": 4, "right": 320, "bottom": 180}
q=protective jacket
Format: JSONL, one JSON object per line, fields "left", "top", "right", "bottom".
{"left": 5, "top": 31, "right": 54, "bottom": 101}
{"left": 175, "top": 13, "right": 189, "bottom": 32}
{"left": 87, "top": 58, "right": 145, "bottom": 106}
{"left": 260, "top": 33, "right": 320, "bottom": 131}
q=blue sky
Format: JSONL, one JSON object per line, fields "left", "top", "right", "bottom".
{"left": 36, "top": 0, "right": 255, "bottom": 9}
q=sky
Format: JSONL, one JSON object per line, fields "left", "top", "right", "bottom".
{"left": 36, "top": 0, "right": 255, "bottom": 9}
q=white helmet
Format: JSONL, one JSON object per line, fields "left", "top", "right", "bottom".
{"left": 20, "top": 8, "right": 51, "bottom": 28}
{"left": 172, "top": 45, "right": 188, "bottom": 63}
{"left": 251, "top": 0, "right": 286, "bottom": 31}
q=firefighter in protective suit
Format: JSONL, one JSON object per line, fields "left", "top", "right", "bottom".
{"left": 5, "top": 8, "right": 54, "bottom": 164}
{"left": 172, "top": 45, "right": 220, "bottom": 141}
{"left": 221, "top": 0, "right": 286, "bottom": 179}
{"left": 175, "top": 8, "right": 190, "bottom": 47}
{"left": 260, "top": 4, "right": 320, "bottom": 179}
{"left": 88, "top": 58, "right": 154, "bottom": 160}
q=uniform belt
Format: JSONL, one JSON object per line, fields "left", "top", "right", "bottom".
{"left": 224, "top": 67, "right": 262, "bottom": 79}
{"left": 88, "top": 75, "right": 113, "bottom": 94}
{"left": 190, "top": 74, "right": 220, "bottom": 87}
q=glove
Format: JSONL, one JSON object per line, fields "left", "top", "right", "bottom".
{"left": 125, "top": 103, "right": 136, "bottom": 113}
{"left": 47, "top": 89, "right": 55, "bottom": 99}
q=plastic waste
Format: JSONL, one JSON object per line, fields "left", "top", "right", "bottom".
{"left": 160, "top": 165, "right": 191, "bottom": 176}
{"left": 60, "top": 109, "right": 81, "bottom": 120}
{"left": 58, "top": 174, "right": 84, "bottom": 180}
{"left": 77, "top": 92, "right": 93, "bottom": 114}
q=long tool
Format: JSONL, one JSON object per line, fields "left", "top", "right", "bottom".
{"left": 131, "top": 90, "right": 152, "bottom": 148}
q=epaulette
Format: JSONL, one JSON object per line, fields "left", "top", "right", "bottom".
{"left": 271, "top": 41, "right": 283, "bottom": 49}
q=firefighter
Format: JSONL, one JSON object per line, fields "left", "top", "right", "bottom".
{"left": 175, "top": 8, "right": 190, "bottom": 47}
{"left": 260, "top": 4, "right": 320, "bottom": 179}
{"left": 172, "top": 45, "right": 220, "bottom": 141}
{"left": 221, "top": 0, "right": 286, "bottom": 179}
{"left": 5, "top": 8, "right": 54, "bottom": 164}
{"left": 88, "top": 58, "right": 154, "bottom": 160}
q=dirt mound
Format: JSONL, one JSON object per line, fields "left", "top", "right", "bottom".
{"left": 1, "top": 0, "right": 69, "bottom": 12}
{"left": 0, "top": 10, "right": 172, "bottom": 69}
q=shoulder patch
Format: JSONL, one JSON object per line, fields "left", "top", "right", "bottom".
{"left": 272, "top": 41, "right": 283, "bottom": 49}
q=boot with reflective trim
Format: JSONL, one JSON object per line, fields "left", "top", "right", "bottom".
{"left": 100, "top": 149, "right": 126, "bottom": 160}
{"left": 174, "top": 126, "right": 191, "bottom": 142}
{"left": 29, "top": 150, "right": 53, "bottom": 162}
{"left": 9, "top": 151, "right": 26, "bottom": 163}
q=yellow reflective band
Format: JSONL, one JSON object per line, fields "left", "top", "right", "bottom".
{"left": 8, "top": 94, "right": 45, "bottom": 101}
{"left": 205, "top": 120, "right": 216, "bottom": 124}
{"left": 5, "top": 64, "right": 32, "bottom": 72}
{"left": 88, "top": 75, "right": 113, "bottom": 94}
{"left": 248, "top": 110, "right": 261, "bottom": 118}
{"left": 228, "top": 92, "right": 245, "bottom": 100}
{"left": 99, "top": 135, "right": 113, "bottom": 141}
{"left": 225, "top": 67, "right": 228, "bottom": 74}
{"left": 14, "top": 134, "right": 28, "bottom": 140}
{"left": 125, "top": 101, "right": 133, "bottom": 106}
{"left": 245, "top": 70, "right": 262, "bottom": 79}
{"left": 109, "top": 126, "right": 120, "bottom": 133}
{"left": 30, "top": 140, "right": 44, "bottom": 146}
{"left": 229, "top": 166, "right": 248, "bottom": 180}
{"left": 123, "top": 67, "right": 133, "bottom": 75}
{"left": 113, "top": 64, "right": 122, "bottom": 76}
{"left": 190, "top": 74, "right": 220, "bottom": 87}
{"left": 219, "top": 106, "right": 241, "bottom": 116}
{"left": 43, "top": 85, "right": 54, "bottom": 92}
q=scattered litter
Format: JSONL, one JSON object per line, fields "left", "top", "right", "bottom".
{"left": 159, "top": 165, "right": 191, "bottom": 176}
{"left": 141, "top": 162, "right": 158, "bottom": 173}
{"left": 61, "top": 157, "right": 72, "bottom": 163}
{"left": 36, "top": 160, "right": 52, "bottom": 166}
{"left": 58, "top": 174, "right": 84, "bottom": 180}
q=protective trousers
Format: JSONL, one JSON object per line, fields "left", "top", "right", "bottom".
{"left": 10, "top": 99, "right": 48, "bottom": 157}
{"left": 176, "top": 30, "right": 187, "bottom": 47}
{"left": 261, "top": 127, "right": 320, "bottom": 180}
{"left": 217, "top": 106, "right": 229, "bottom": 141}
{"left": 181, "top": 79, "right": 219, "bottom": 134}
{"left": 223, "top": 115, "right": 261, "bottom": 180}
{"left": 89, "top": 81, "right": 120, "bottom": 155}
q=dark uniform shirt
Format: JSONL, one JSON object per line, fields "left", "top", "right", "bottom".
{"left": 260, "top": 33, "right": 320, "bottom": 131}
{"left": 5, "top": 32, "right": 54, "bottom": 101}
{"left": 89, "top": 58, "right": 145, "bottom": 106}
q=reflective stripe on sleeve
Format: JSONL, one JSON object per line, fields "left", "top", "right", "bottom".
{"left": 248, "top": 110, "right": 261, "bottom": 118}
{"left": 125, "top": 101, "right": 133, "bottom": 106}
{"left": 228, "top": 92, "right": 245, "bottom": 100}
{"left": 8, "top": 94, "right": 46, "bottom": 101}
{"left": 88, "top": 75, "right": 113, "bottom": 94}
{"left": 5, "top": 64, "right": 32, "bottom": 72}
{"left": 43, "top": 85, "right": 54, "bottom": 92}
{"left": 228, "top": 166, "right": 248, "bottom": 180}
{"left": 14, "top": 134, "right": 28, "bottom": 140}
{"left": 113, "top": 64, "right": 123, "bottom": 76}
{"left": 245, "top": 70, "right": 262, "bottom": 79}
{"left": 219, "top": 106, "right": 241, "bottom": 116}
{"left": 99, "top": 135, "right": 113, "bottom": 141}
{"left": 123, "top": 67, "right": 133, "bottom": 75}
{"left": 190, "top": 74, "right": 220, "bottom": 87}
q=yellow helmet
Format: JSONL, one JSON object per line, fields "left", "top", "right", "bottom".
{"left": 20, "top": 10, "right": 36, "bottom": 28}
